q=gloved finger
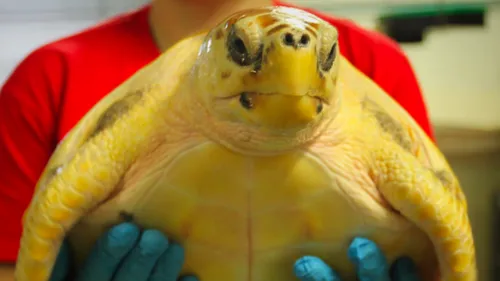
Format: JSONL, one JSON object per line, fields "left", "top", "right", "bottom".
{"left": 390, "top": 257, "right": 420, "bottom": 281}
{"left": 49, "top": 239, "right": 71, "bottom": 281}
{"left": 77, "top": 222, "right": 140, "bottom": 281}
{"left": 149, "top": 242, "right": 186, "bottom": 281}
{"left": 347, "top": 237, "right": 390, "bottom": 281}
{"left": 112, "top": 229, "right": 170, "bottom": 281}
{"left": 178, "top": 275, "right": 200, "bottom": 281}
{"left": 294, "top": 256, "right": 341, "bottom": 281}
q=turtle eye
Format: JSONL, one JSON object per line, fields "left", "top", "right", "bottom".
{"left": 227, "top": 26, "right": 253, "bottom": 66}
{"left": 320, "top": 43, "right": 337, "bottom": 72}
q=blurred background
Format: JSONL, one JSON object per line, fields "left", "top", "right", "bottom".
{"left": 0, "top": 0, "right": 499, "bottom": 280}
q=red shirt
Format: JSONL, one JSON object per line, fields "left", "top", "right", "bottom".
{"left": 0, "top": 2, "right": 434, "bottom": 262}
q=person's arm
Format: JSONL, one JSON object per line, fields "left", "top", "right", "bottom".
{"left": 0, "top": 47, "right": 65, "bottom": 278}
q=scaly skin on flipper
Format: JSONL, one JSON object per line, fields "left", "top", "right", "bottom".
{"left": 15, "top": 6, "right": 476, "bottom": 281}
{"left": 339, "top": 58, "right": 468, "bottom": 206}
{"left": 15, "top": 34, "right": 207, "bottom": 281}
{"left": 27, "top": 32, "right": 205, "bottom": 198}
{"left": 338, "top": 58, "right": 475, "bottom": 280}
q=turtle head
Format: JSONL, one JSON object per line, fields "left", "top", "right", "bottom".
{"left": 191, "top": 7, "right": 340, "bottom": 151}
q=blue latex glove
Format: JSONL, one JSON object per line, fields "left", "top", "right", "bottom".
{"left": 49, "top": 223, "right": 417, "bottom": 281}
{"left": 294, "top": 237, "right": 420, "bottom": 281}
{"left": 49, "top": 222, "right": 198, "bottom": 281}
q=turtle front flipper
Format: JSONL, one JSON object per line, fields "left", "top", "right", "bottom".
{"left": 14, "top": 94, "right": 161, "bottom": 281}
{"left": 371, "top": 141, "right": 477, "bottom": 281}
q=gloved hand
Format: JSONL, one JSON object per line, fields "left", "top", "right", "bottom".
{"left": 294, "top": 237, "right": 420, "bottom": 281}
{"left": 49, "top": 222, "right": 199, "bottom": 281}
{"left": 50, "top": 223, "right": 418, "bottom": 281}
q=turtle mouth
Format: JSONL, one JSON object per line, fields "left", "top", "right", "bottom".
{"left": 218, "top": 92, "right": 328, "bottom": 102}
{"left": 217, "top": 92, "right": 329, "bottom": 109}
{"left": 214, "top": 92, "right": 328, "bottom": 131}
{"left": 234, "top": 92, "right": 327, "bottom": 117}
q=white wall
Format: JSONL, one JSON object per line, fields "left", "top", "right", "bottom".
{"left": 402, "top": 9, "right": 500, "bottom": 130}
{"left": 1, "top": 0, "right": 499, "bottom": 130}
{"left": 0, "top": 0, "right": 149, "bottom": 85}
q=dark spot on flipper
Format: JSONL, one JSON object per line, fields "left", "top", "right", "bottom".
{"left": 362, "top": 97, "right": 413, "bottom": 152}
{"left": 119, "top": 211, "right": 135, "bottom": 222}
{"left": 430, "top": 169, "right": 465, "bottom": 201}
{"left": 373, "top": 110, "right": 412, "bottom": 151}
{"left": 88, "top": 90, "right": 143, "bottom": 140}
{"left": 432, "top": 169, "right": 453, "bottom": 186}
{"left": 39, "top": 165, "right": 63, "bottom": 190}
{"left": 47, "top": 165, "right": 62, "bottom": 180}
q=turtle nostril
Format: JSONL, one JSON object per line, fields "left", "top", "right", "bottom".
{"left": 239, "top": 92, "right": 254, "bottom": 109}
{"left": 316, "top": 99, "right": 324, "bottom": 114}
{"left": 283, "top": 32, "right": 310, "bottom": 48}
{"left": 283, "top": 33, "right": 295, "bottom": 46}
{"left": 299, "top": 34, "right": 310, "bottom": 46}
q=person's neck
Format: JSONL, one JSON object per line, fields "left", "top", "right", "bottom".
{"left": 149, "top": 0, "right": 274, "bottom": 52}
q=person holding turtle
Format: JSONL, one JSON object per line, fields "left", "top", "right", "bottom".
{"left": 0, "top": 0, "right": 432, "bottom": 280}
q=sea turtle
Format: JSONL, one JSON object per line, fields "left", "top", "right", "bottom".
{"left": 15, "top": 6, "right": 476, "bottom": 281}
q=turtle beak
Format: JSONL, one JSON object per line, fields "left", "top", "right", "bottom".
{"left": 255, "top": 41, "right": 322, "bottom": 96}
{"left": 226, "top": 29, "right": 332, "bottom": 130}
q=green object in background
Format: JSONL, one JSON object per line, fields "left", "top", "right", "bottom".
{"left": 376, "top": 3, "right": 487, "bottom": 43}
